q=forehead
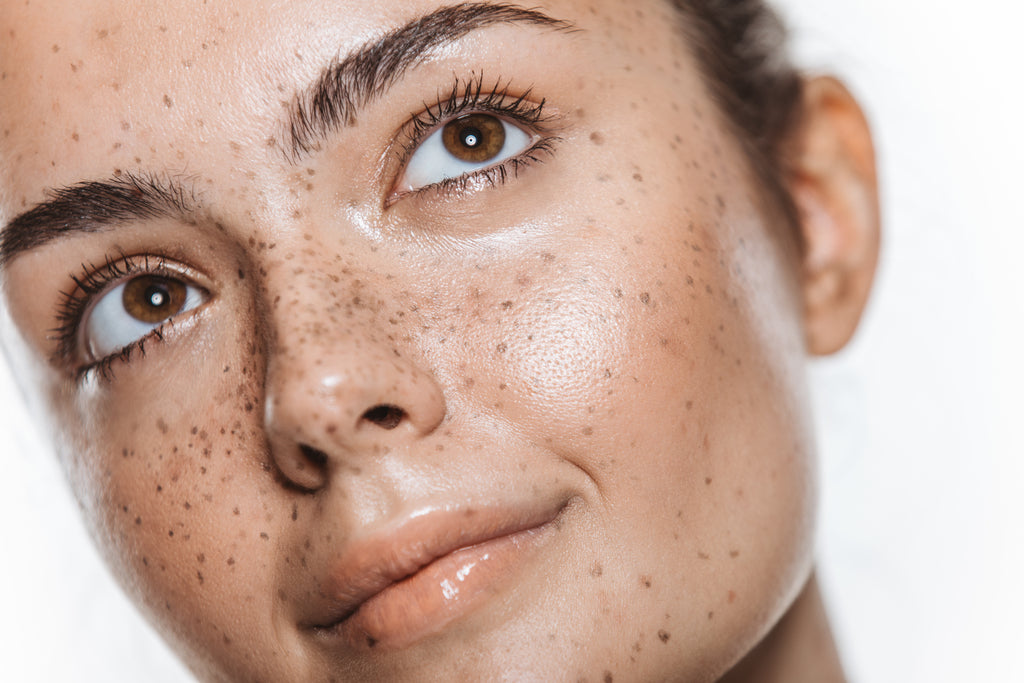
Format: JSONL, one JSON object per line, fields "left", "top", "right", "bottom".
{"left": 0, "top": 0, "right": 687, "bottom": 215}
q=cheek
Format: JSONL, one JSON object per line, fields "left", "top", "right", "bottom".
{"left": 53, "top": 298, "right": 291, "bottom": 671}
{"left": 412, "top": 160, "right": 815, "bottom": 672}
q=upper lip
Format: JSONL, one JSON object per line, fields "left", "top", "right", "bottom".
{"left": 303, "top": 497, "right": 571, "bottom": 631}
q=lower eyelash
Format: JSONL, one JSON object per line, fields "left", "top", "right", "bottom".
{"left": 407, "top": 135, "right": 560, "bottom": 200}
{"left": 392, "top": 75, "right": 559, "bottom": 202}
{"left": 83, "top": 324, "right": 167, "bottom": 383}
{"left": 51, "top": 253, "right": 178, "bottom": 373}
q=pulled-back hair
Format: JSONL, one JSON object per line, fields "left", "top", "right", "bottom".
{"left": 670, "top": 0, "right": 804, "bottom": 238}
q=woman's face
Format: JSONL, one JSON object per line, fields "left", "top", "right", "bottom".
{"left": 0, "top": 0, "right": 818, "bottom": 680}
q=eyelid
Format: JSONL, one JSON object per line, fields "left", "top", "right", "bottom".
{"left": 52, "top": 253, "right": 212, "bottom": 372}
{"left": 385, "top": 74, "right": 559, "bottom": 203}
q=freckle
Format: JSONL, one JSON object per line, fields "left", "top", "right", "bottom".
{"left": 163, "top": 94, "right": 173, "bottom": 107}
{"left": 698, "top": 552, "right": 710, "bottom": 560}
{"left": 632, "top": 173, "right": 643, "bottom": 182}
{"left": 708, "top": 611, "right": 714, "bottom": 620}
{"left": 227, "top": 557, "right": 235, "bottom": 566}
{"left": 96, "top": 28, "right": 109, "bottom": 39}
{"left": 705, "top": 477, "right": 712, "bottom": 485}
{"left": 51, "top": 44, "right": 60, "bottom": 53}
{"left": 581, "top": 426, "right": 594, "bottom": 436}
{"left": 291, "top": 505, "right": 298, "bottom": 521}
{"left": 730, "top": 550, "right": 740, "bottom": 558}
{"left": 658, "top": 630, "right": 670, "bottom": 643}
{"left": 589, "top": 131, "right": 605, "bottom": 145}
{"left": 640, "top": 575, "right": 652, "bottom": 588}
{"left": 233, "top": 507, "right": 240, "bottom": 515}
{"left": 590, "top": 562, "right": 603, "bottom": 577}
{"left": 260, "top": 532, "right": 269, "bottom": 540}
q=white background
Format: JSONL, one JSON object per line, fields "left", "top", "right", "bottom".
{"left": 2, "top": 0, "right": 1022, "bottom": 680}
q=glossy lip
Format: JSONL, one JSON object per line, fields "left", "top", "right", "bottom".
{"left": 304, "top": 496, "right": 573, "bottom": 650}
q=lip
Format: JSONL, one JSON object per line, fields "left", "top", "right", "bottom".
{"left": 305, "top": 497, "right": 571, "bottom": 650}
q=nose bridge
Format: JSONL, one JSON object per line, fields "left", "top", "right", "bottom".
{"left": 260, "top": 250, "right": 446, "bottom": 488}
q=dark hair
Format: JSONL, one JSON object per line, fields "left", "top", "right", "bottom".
{"left": 669, "top": 0, "right": 804, "bottom": 241}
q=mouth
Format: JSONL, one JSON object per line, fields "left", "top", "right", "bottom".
{"left": 305, "top": 497, "right": 573, "bottom": 650}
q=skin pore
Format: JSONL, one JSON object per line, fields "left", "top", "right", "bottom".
{"left": 0, "top": 0, "right": 878, "bottom": 681}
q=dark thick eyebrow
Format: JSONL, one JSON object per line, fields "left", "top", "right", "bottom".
{"left": 0, "top": 173, "right": 196, "bottom": 269}
{"left": 0, "top": 4, "right": 573, "bottom": 269}
{"left": 284, "top": 2, "right": 575, "bottom": 159}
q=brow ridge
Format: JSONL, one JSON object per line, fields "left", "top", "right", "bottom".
{"left": 0, "top": 172, "right": 195, "bottom": 269}
{"left": 284, "top": 1, "right": 574, "bottom": 159}
{"left": 0, "top": 3, "right": 573, "bottom": 268}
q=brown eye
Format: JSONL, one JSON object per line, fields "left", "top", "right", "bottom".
{"left": 122, "top": 275, "right": 187, "bottom": 323}
{"left": 441, "top": 114, "right": 506, "bottom": 163}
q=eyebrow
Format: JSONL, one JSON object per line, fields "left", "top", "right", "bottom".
{"left": 284, "top": 1, "right": 575, "bottom": 158}
{"left": 0, "top": 172, "right": 195, "bottom": 269}
{"left": 0, "top": 3, "right": 574, "bottom": 269}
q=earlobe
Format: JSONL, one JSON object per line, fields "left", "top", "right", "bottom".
{"left": 790, "top": 76, "right": 881, "bottom": 355}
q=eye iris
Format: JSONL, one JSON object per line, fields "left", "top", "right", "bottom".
{"left": 123, "top": 276, "right": 186, "bottom": 324}
{"left": 442, "top": 114, "right": 506, "bottom": 163}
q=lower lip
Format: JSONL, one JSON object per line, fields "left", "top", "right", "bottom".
{"left": 336, "top": 523, "right": 556, "bottom": 650}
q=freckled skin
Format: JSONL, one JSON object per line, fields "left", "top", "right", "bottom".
{"left": 0, "top": 1, "right": 851, "bottom": 681}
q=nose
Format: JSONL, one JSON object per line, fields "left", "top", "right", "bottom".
{"left": 261, "top": 279, "right": 446, "bottom": 491}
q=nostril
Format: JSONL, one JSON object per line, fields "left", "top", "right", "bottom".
{"left": 299, "top": 444, "right": 329, "bottom": 468}
{"left": 361, "top": 404, "right": 406, "bottom": 430}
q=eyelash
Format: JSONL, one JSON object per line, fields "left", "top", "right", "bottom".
{"left": 395, "top": 73, "right": 559, "bottom": 198}
{"left": 48, "top": 77, "right": 552, "bottom": 379}
{"left": 52, "top": 253, "right": 188, "bottom": 381}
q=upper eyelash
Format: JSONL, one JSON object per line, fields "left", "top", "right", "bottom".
{"left": 51, "top": 253, "right": 180, "bottom": 372}
{"left": 51, "top": 78, "right": 551, "bottom": 374}
{"left": 396, "top": 73, "right": 555, "bottom": 178}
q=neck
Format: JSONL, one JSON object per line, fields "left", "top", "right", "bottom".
{"left": 719, "top": 572, "right": 846, "bottom": 683}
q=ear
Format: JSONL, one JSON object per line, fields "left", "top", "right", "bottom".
{"left": 789, "top": 76, "right": 881, "bottom": 355}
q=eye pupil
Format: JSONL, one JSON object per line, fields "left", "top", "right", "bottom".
{"left": 123, "top": 275, "right": 187, "bottom": 324}
{"left": 442, "top": 114, "right": 506, "bottom": 163}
